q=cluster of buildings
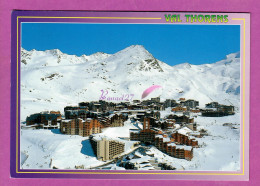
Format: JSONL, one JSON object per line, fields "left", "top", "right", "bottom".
{"left": 61, "top": 104, "right": 125, "bottom": 137}
{"left": 129, "top": 115, "right": 199, "bottom": 161}
{"left": 74, "top": 97, "right": 199, "bottom": 113}
{"left": 24, "top": 97, "right": 218, "bottom": 130}
{"left": 155, "top": 136, "right": 194, "bottom": 161}
{"left": 154, "top": 131, "right": 198, "bottom": 161}
{"left": 24, "top": 97, "right": 235, "bottom": 163}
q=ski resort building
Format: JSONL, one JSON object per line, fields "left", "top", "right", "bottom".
{"left": 26, "top": 112, "right": 60, "bottom": 128}
{"left": 181, "top": 99, "right": 199, "bottom": 108}
{"left": 167, "top": 114, "right": 194, "bottom": 123}
{"left": 202, "top": 102, "right": 235, "bottom": 117}
{"left": 171, "top": 132, "right": 198, "bottom": 147}
{"left": 164, "top": 99, "right": 178, "bottom": 108}
{"left": 155, "top": 134, "right": 194, "bottom": 161}
{"left": 64, "top": 106, "right": 88, "bottom": 112}
{"left": 167, "top": 143, "right": 193, "bottom": 161}
{"left": 152, "top": 119, "right": 175, "bottom": 129}
{"left": 90, "top": 135, "right": 125, "bottom": 161}
{"left": 130, "top": 117, "right": 162, "bottom": 144}
{"left": 171, "top": 106, "right": 187, "bottom": 112}
{"left": 60, "top": 118, "right": 101, "bottom": 137}
{"left": 64, "top": 110, "right": 98, "bottom": 120}
{"left": 98, "top": 114, "right": 124, "bottom": 128}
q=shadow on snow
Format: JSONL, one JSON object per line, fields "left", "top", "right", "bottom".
{"left": 51, "top": 129, "right": 62, "bottom": 134}
{"left": 49, "top": 129, "right": 96, "bottom": 158}
{"left": 81, "top": 139, "right": 96, "bottom": 157}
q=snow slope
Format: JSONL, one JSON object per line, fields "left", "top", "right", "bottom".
{"left": 20, "top": 129, "right": 103, "bottom": 169}
{"left": 20, "top": 113, "right": 240, "bottom": 171}
{"left": 21, "top": 45, "right": 240, "bottom": 120}
{"left": 20, "top": 120, "right": 141, "bottom": 169}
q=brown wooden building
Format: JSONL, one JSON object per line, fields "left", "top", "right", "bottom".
{"left": 155, "top": 135, "right": 194, "bottom": 161}
{"left": 60, "top": 118, "right": 101, "bottom": 137}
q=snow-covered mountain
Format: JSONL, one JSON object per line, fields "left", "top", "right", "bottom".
{"left": 20, "top": 45, "right": 240, "bottom": 120}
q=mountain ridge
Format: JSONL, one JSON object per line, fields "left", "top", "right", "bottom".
{"left": 20, "top": 45, "right": 240, "bottom": 120}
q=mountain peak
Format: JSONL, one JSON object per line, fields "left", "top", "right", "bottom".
{"left": 107, "top": 45, "right": 164, "bottom": 73}
{"left": 90, "top": 51, "right": 108, "bottom": 57}
{"left": 47, "top": 49, "right": 63, "bottom": 56}
{"left": 113, "top": 45, "right": 154, "bottom": 60}
{"left": 128, "top": 44, "right": 146, "bottom": 50}
{"left": 226, "top": 52, "right": 240, "bottom": 59}
{"left": 122, "top": 45, "right": 148, "bottom": 53}
{"left": 119, "top": 44, "right": 148, "bottom": 52}
{"left": 174, "top": 62, "right": 192, "bottom": 69}
{"left": 86, "top": 52, "right": 111, "bottom": 61}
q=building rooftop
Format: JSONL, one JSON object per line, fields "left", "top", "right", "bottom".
{"left": 167, "top": 143, "right": 193, "bottom": 151}
{"left": 90, "top": 134, "right": 125, "bottom": 144}
{"left": 177, "top": 127, "right": 193, "bottom": 136}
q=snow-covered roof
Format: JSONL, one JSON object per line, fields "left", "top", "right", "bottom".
{"left": 139, "top": 162, "right": 153, "bottom": 168}
{"left": 91, "top": 134, "right": 124, "bottom": 144}
{"left": 167, "top": 143, "right": 192, "bottom": 151}
{"left": 78, "top": 118, "right": 85, "bottom": 122}
{"left": 134, "top": 151, "right": 143, "bottom": 158}
{"left": 145, "top": 151, "right": 154, "bottom": 155}
{"left": 177, "top": 127, "right": 193, "bottom": 135}
{"left": 167, "top": 143, "right": 176, "bottom": 147}
{"left": 108, "top": 114, "right": 115, "bottom": 118}
{"left": 155, "top": 135, "right": 163, "bottom": 138}
{"left": 129, "top": 156, "right": 151, "bottom": 164}
{"left": 163, "top": 137, "right": 171, "bottom": 143}
{"left": 62, "top": 119, "right": 72, "bottom": 123}
{"left": 129, "top": 129, "right": 140, "bottom": 133}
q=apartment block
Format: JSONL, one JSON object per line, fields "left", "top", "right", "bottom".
{"left": 171, "top": 132, "right": 198, "bottom": 147}
{"left": 130, "top": 117, "right": 163, "bottom": 144}
{"left": 60, "top": 118, "right": 101, "bottom": 137}
{"left": 26, "top": 112, "right": 59, "bottom": 127}
{"left": 90, "top": 135, "right": 125, "bottom": 161}
{"left": 98, "top": 114, "right": 124, "bottom": 128}
{"left": 167, "top": 114, "right": 194, "bottom": 123}
{"left": 155, "top": 135, "right": 194, "bottom": 161}
{"left": 167, "top": 143, "right": 193, "bottom": 161}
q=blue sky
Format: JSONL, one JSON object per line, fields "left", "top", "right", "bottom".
{"left": 22, "top": 23, "right": 240, "bottom": 65}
